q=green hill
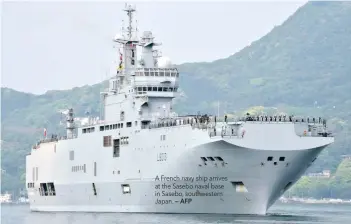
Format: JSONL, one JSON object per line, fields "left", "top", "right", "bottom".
{"left": 287, "top": 159, "right": 351, "bottom": 199}
{"left": 177, "top": 1, "right": 351, "bottom": 173}
{"left": 1, "top": 1, "right": 351, "bottom": 196}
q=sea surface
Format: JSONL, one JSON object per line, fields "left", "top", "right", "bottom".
{"left": 1, "top": 203, "right": 351, "bottom": 224}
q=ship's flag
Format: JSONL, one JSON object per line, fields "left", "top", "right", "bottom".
{"left": 117, "top": 49, "right": 123, "bottom": 71}
{"left": 118, "top": 52, "right": 123, "bottom": 70}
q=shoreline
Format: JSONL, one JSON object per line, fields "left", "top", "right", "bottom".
{"left": 279, "top": 197, "right": 351, "bottom": 204}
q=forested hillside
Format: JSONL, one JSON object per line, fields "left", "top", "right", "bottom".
{"left": 288, "top": 158, "right": 351, "bottom": 199}
{"left": 177, "top": 1, "right": 351, "bottom": 175}
{"left": 1, "top": 1, "right": 350, "bottom": 197}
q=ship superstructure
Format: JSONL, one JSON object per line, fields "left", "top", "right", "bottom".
{"left": 26, "top": 4, "right": 334, "bottom": 215}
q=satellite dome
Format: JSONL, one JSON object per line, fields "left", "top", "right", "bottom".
{"left": 158, "top": 56, "right": 172, "bottom": 68}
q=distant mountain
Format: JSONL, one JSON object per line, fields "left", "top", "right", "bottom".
{"left": 178, "top": 1, "right": 351, "bottom": 115}
{"left": 1, "top": 1, "right": 350, "bottom": 196}
{"left": 178, "top": 0, "right": 351, "bottom": 177}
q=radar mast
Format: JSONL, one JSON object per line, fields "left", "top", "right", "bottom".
{"left": 124, "top": 3, "right": 136, "bottom": 40}
{"left": 112, "top": 3, "right": 139, "bottom": 91}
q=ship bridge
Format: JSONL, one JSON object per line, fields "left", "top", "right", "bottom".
{"left": 133, "top": 67, "right": 179, "bottom": 97}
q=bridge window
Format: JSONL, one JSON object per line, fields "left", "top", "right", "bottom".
{"left": 279, "top": 157, "right": 285, "bottom": 161}
{"left": 127, "top": 122, "right": 132, "bottom": 127}
{"left": 84, "top": 127, "right": 94, "bottom": 133}
{"left": 207, "top": 157, "right": 215, "bottom": 161}
{"left": 148, "top": 87, "right": 152, "bottom": 91}
{"left": 152, "top": 87, "right": 157, "bottom": 91}
{"left": 158, "top": 87, "right": 162, "bottom": 91}
{"left": 267, "top": 156, "right": 273, "bottom": 161}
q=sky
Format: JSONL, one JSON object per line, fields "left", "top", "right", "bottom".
{"left": 1, "top": 1, "right": 307, "bottom": 94}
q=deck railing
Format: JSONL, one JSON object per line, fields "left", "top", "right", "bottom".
{"left": 32, "top": 135, "right": 77, "bottom": 149}
{"left": 33, "top": 114, "right": 332, "bottom": 148}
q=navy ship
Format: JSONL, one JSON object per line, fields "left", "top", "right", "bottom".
{"left": 26, "top": 4, "right": 334, "bottom": 215}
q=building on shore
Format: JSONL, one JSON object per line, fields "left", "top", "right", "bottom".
{"left": 306, "top": 170, "right": 331, "bottom": 178}
{"left": 0, "top": 193, "right": 12, "bottom": 203}
{"left": 341, "top": 155, "right": 351, "bottom": 160}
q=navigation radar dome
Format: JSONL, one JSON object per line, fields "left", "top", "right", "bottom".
{"left": 158, "top": 56, "right": 172, "bottom": 68}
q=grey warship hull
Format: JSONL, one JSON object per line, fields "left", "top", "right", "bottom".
{"left": 27, "top": 122, "right": 333, "bottom": 215}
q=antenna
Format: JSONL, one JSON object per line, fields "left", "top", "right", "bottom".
{"left": 123, "top": 3, "right": 136, "bottom": 40}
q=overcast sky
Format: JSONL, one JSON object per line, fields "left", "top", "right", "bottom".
{"left": 1, "top": 1, "right": 306, "bottom": 94}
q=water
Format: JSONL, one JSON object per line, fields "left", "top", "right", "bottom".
{"left": 2, "top": 203, "right": 351, "bottom": 224}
